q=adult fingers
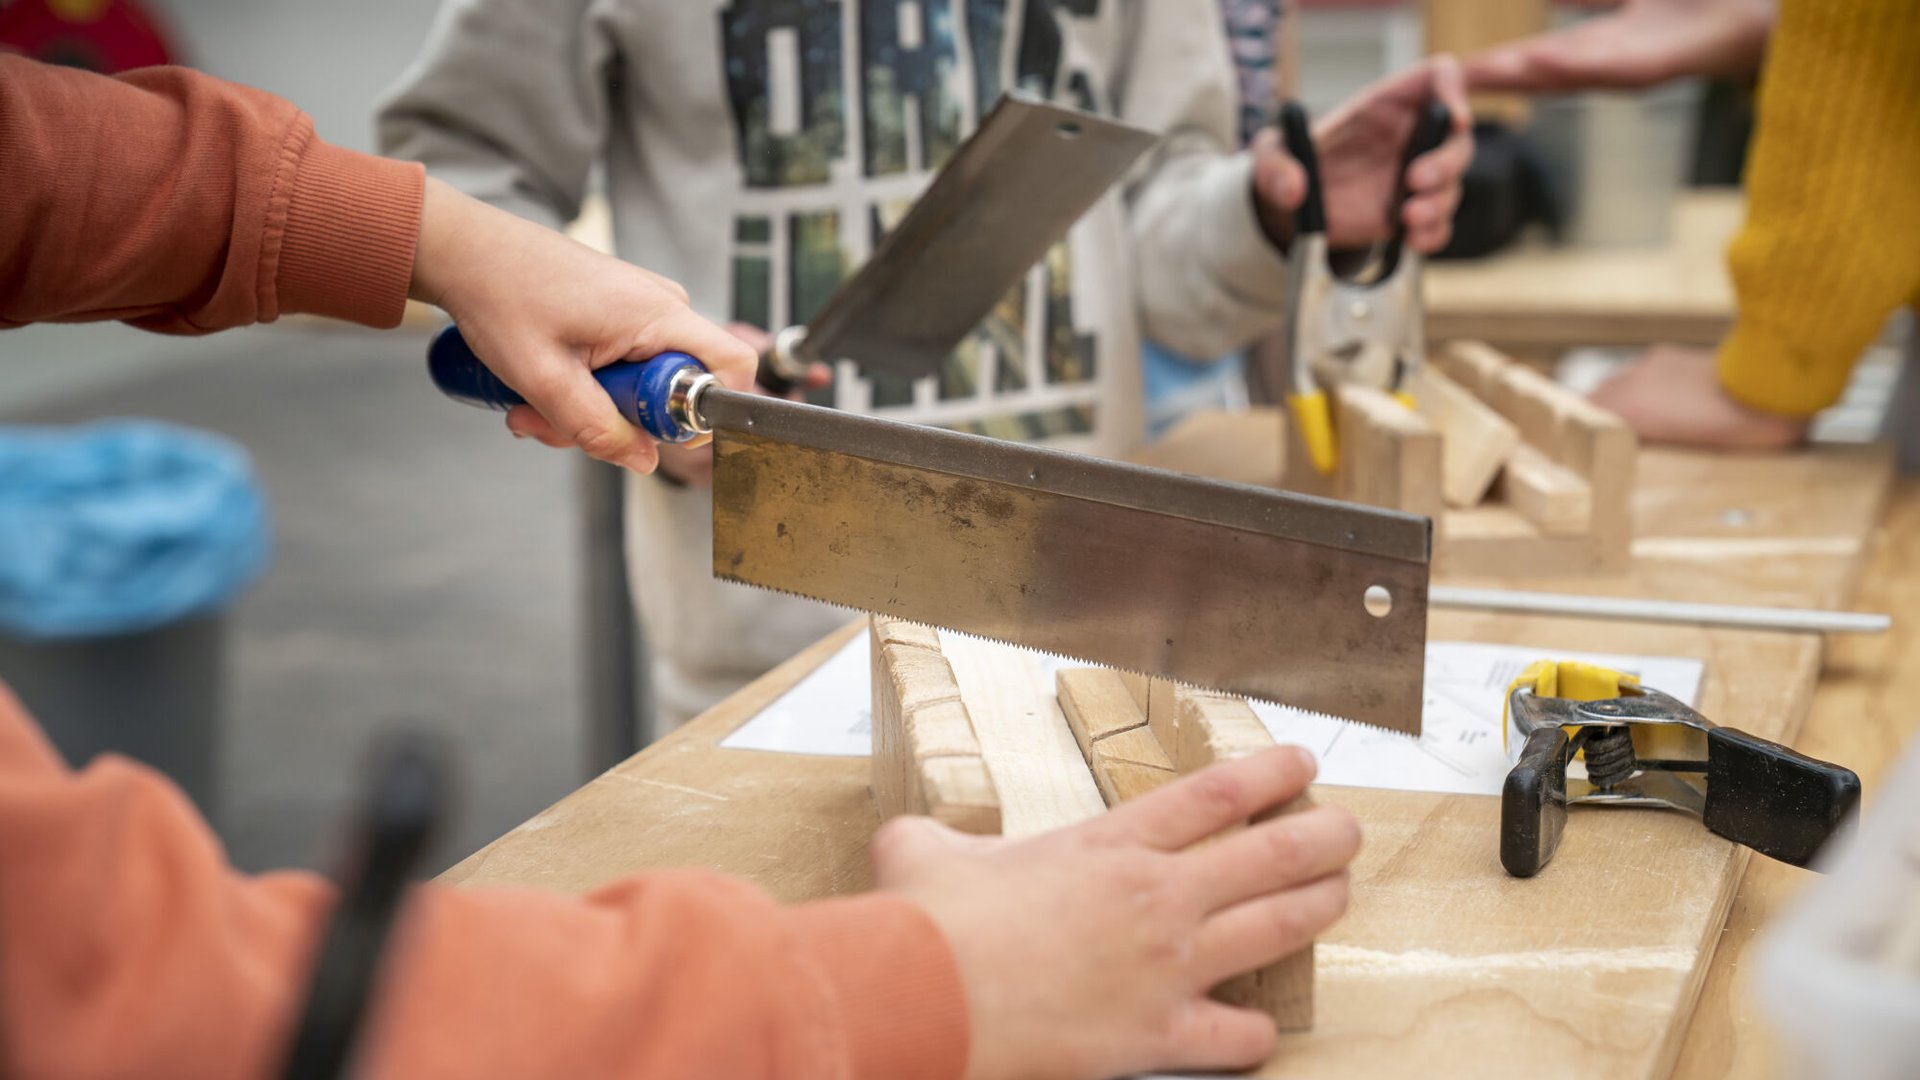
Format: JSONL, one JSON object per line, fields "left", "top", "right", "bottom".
{"left": 1154, "top": 999, "right": 1278, "bottom": 1075}
{"left": 1193, "top": 872, "right": 1352, "bottom": 988}
{"left": 1187, "top": 805, "right": 1361, "bottom": 913}
{"left": 1403, "top": 186, "right": 1461, "bottom": 253}
{"left": 1462, "top": 21, "right": 1658, "bottom": 93}
{"left": 869, "top": 814, "right": 1003, "bottom": 886}
{"left": 1093, "top": 746, "right": 1316, "bottom": 851}
{"left": 1249, "top": 128, "right": 1308, "bottom": 213}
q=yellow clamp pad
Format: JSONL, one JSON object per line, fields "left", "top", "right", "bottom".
{"left": 1502, "top": 659, "right": 1641, "bottom": 755}
{"left": 1393, "top": 390, "right": 1418, "bottom": 412}
{"left": 1287, "top": 391, "right": 1337, "bottom": 476}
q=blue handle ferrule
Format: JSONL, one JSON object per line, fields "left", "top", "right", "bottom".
{"left": 427, "top": 324, "right": 709, "bottom": 444}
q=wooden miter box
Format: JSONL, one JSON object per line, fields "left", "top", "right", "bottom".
{"left": 1282, "top": 340, "right": 1638, "bottom": 577}
{"left": 869, "top": 616, "right": 1315, "bottom": 1031}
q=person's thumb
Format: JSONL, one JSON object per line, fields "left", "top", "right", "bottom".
{"left": 870, "top": 815, "right": 995, "bottom": 885}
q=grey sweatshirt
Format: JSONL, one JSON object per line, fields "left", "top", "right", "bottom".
{"left": 380, "top": 0, "right": 1293, "bottom": 727}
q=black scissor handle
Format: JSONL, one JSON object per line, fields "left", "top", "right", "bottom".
{"left": 1277, "top": 101, "right": 1325, "bottom": 238}
{"left": 1376, "top": 99, "right": 1454, "bottom": 279}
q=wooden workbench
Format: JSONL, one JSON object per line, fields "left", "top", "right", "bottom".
{"left": 1426, "top": 192, "right": 1741, "bottom": 355}
{"left": 442, "top": 439, "right": 1897, "bottom": 1079}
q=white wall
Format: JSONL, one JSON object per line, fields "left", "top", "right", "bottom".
{"left": 149, "top": 0, "right": 444, "bottom": 153}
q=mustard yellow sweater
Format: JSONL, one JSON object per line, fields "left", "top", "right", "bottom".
{"left": 1718, "top": 0, "right": 1920, "bottom": 416}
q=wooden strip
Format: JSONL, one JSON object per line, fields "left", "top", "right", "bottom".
{"left": 1095, "top": 725, "right": 1174, "bottom": 771}
{"left": 1335, "top": 386, "right": 1445, "bottom": 520}
{"left": 942, "top": 634, "right": 1107, "bottom": 837}
{"left": 1175, "top": 689, "right": 1315, "bottom": 1033}
{"left": 870, "top": 617, "right": 1000, "bottom": 834}
{"left": 1436, "top": 339, "right": 1512, "bottom": 400}
{"left": 1407, "top": 364, "right": 1520, "bottom": 508}
{"left": 1501, "top": 443, "right": 1593, "bottom": 536}
{"left": 1095, "top": 761, "right": 1177, "bottom": 804}
{"left": 1057, "top": 668, "right": 1148, "bottom": 759}
{"left": 1115, "top": 670, "right": 1151, "bottom": 716}
{"left": 1146, "top": 676, "right": 1179, "bottom": 752}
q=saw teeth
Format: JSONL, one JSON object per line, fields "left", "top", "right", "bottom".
{"left": 715, "top": 572, "right": 1425, "bottom": 739}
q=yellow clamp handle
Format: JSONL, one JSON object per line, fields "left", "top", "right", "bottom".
{"left": 1501, "top": 659, "right": 1641, "bottom": 755}
{"left": 1287, "top": 391, "right": 1337, "bottom": 476}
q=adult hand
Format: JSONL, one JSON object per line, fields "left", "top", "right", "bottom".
{"left": 1464, "top": 0, "right": 1774, "bottom": 93}
{"left": 1591, "top": 344, "right": 1808, "bottom": 449}
{"left": 1252, "top": 56, "right": 1474, "bottom": 256}
{"left": 655, "top": 323, "right": 833, "bottom": 487}
{"left": 877, "top": 746, "right": 1358, "bottom": 1080}
{"left": 408, "top": 178, "right": 759, "bottom": 474}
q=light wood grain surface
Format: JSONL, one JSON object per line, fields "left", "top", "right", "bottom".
{"left": 439, "top": 436, "right": 1896, "bottom": 1078}
{"left": 1426, "top": 192, "right": 1742, "bottom": 353}
{"left": 1669, "top": 485, "right": 1920, "bottom": 1080}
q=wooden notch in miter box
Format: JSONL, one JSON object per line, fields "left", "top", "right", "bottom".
{"left": 869, "top": 615, "right": 1316, "bottom": 1031}
{"left": 1280, "top": 339, "right": 1636, "bottom": 577}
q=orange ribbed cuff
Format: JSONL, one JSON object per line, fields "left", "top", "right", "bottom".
{"left": 276, "top": 135, "right": 424, "bottom": 328}
{"left": 785, "top": 894, "right": 970, "bottom": 1080}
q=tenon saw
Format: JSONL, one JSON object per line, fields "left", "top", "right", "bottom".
{"left": 427, "top": 349, "right": 1430, "bottom": 734}
{"left": 423, "top": 93, "right": 1431, "bottom": 734}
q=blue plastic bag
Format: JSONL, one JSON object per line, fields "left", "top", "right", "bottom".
{"left": 0, "top": 421, "right": 270, "bottom": 640}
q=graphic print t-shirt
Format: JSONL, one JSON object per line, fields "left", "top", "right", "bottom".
{"left": 718, "top": 0, "right": 1110, "bottom": 443}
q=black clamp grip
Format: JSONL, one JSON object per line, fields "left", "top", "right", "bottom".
{"left": 1703, "top": 726, "right": 1861, "bottom": 867}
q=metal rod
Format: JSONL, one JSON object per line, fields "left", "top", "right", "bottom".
{"left": 1429, "top": 586, "right": 1891, "bottom": 635}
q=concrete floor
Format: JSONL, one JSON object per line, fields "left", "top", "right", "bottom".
{"left": 0, "top": 322, "right": 586, "bottom": 874}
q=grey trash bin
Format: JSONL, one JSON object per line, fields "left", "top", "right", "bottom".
{"left": 0, "top": 420, "right": 269, "bottom": 819}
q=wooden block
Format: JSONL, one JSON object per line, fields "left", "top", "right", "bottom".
{"left": 917, "top": 755, "right": 1001, "bottom": 835}
{"left": 1501, "top": 443, "right": 1593, "bottom": 537}
{"left": 1056, "top": 669, "right": 1148, "bottom": 760}
{"left": 906, "top": 699, "right": 984, "bottom": 759}
{"left": 942, "top": 633, "right": 1107, "bottom": 837}
{"left": 1115, "top": 670, "right": 1151, "bottom": 716}
{"left": 1146, "top": 676, "right": 1179, "bottom": 753}
{"left": 1335, "top": 386, "right": 1445, "bottom": 521}
{"left": 1173, "top": 688, "right": 1314, "bottom": 1032}
{"left": 873, "top": 618, "right": 943, "bottom": 651}
{"left": 870, "top": 616, "right": 1000, "bottom": 835}
{"left": 1406, "top": 364, "right": 1519, "bottom": 508}
{"left": 1126, "top": 407, "right": 1287, "bottom": 489}
{"left": 1436, "top": 339, "right": 1510, "bottom": 400}
{"left": 1175, "top": 691, "right": 1280, "bottom": 773}
{"left": 1095, "top": 761, "right": 1177, "bottom": 804}
{"left": 1094, "top": 725, "right": 1175, "bottom": 771}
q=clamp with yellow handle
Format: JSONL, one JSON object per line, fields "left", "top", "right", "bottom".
{"left": 1277, "top": 98, "right": 1449, "bottom": 475}
{"left": 1501, "top": 661, "right": 1860, "bottom": 878}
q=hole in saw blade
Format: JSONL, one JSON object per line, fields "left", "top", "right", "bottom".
{"left": 1363, "top": 585, "right": 1393, "bottom": 618}
{"left": 1055, "top": 120, "right": 1082, "bottom": 139}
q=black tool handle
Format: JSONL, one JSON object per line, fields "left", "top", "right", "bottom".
{"left": 756, "top": 357, "right": 798, "bottom": 397}
{"left": 1703, "top": 727, "right": 1861, "bottom": 868}
{"left": 1276, "top": 101, "right": 1325, "bottom": 238}
{"left": 1500, "top": 726, "right": 1571, "bottom": 878}
{"left": 281, "top": 730, "right": 450, "bottom": 1080}
{"left": 1376, "top": 99, "right": 1454, "bottom": 277}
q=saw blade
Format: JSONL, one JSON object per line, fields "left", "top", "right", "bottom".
{"left": 705, "top": 389, "right": 1430, "bottom": 735}
{"left": 793, "top": 93, "right": 1157, "bottom": 379}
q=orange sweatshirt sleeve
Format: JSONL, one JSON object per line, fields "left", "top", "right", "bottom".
{"left": 0, "top": 683, "right": 969, "bottom": 1079}
{"left": 0, "top": 54, "right": 422, "bottom": 332}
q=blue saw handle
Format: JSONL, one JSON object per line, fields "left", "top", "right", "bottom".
{"left": 427, "top": 324, "right": 709, "bottom": 444}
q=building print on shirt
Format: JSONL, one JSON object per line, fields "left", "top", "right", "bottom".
{"left": 719, "top": 0, "right": 1105, "bottom": 442}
